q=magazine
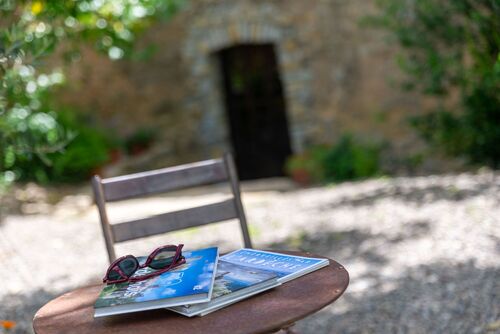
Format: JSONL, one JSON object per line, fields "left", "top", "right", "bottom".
{"left": 94, "top": 247, "right": 219, "bottom": 317}
{"left": 168, "top": 260, "right": 280, "bottom": 317}
{"left": 221, "top": 248, "right": 329, "bottom": 283}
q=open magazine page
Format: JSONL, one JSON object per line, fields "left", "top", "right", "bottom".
{"left": 221, "top": 249, "right": 328, "bottom": 282}
{"left": 169, "top": 260, "right": 279, "bottom": 316}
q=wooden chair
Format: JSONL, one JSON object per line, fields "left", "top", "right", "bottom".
{"left": 92, "top": 152, "right": 253, "bottom": 264}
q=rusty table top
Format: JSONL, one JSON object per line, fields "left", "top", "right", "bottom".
{"left": 33, "top": 251, "right": 349, "bottom": 334}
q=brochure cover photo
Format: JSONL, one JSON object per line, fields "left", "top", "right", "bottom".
{"left": 94, "top": 247, "right": 218, "bottom": 317}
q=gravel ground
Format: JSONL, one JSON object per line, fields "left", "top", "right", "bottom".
{"left": 0, "top": 173, "right": 499, "bottom": 334}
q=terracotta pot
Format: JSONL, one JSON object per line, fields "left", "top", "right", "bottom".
{"left": 290, "top": 169, "right": 311, "bottom": 186}
{"left": 109, "top": 149, "right": 122, "bottom": 163}
{"left": 129, "top": 144, "right": 149, "bottom": 156}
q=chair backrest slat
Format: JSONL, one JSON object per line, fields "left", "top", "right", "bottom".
{"left": 101, "top": 159, "right": 227, "bottom": 202}
{"left": 92, "top": 153, "right": 253, "bottom": 264}
{"left": 112, "top": 199, "right": 238, "bottom": 243}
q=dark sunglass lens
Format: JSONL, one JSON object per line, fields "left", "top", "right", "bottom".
{"left": 149, "top": 248, "right": 178, "bottom": 269}
{"left": 118, "top": 258, "right": 138, "bottom": 276}
{"left": 107, "top": 269, "right": 122, "bottom": 281}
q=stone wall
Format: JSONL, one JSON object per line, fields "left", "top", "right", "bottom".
{"left": 60, "top": 0, "right": 429, "bottom": 173}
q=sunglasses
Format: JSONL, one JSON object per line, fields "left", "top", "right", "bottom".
{"left": 102, "top": 244, "right": 185, "bottom": 285}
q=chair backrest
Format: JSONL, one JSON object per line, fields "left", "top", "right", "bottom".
{"left": 92, "top": 152, "right": 252, "bottom": 264}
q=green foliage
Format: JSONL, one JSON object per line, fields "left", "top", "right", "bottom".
{"left": 322, "top": 135, "right": 382, "bottom": 182}
{"left": 48, "top": 112, "right": 113, "bottom": 183}
{"left": 10, "top": 110, "right": 114, "bottom": 183}
{"left": 286, "top": 135, "right": 383, "bottom": 184}
{"left": 371, "top": 0, "right": 500, "bottom": 167}
{"left": 0, "top": 0, "right": 183, "bottom": 183}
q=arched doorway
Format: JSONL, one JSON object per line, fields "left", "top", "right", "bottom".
{"left": 217, "top": 43, "right": 292, "bottom": 180}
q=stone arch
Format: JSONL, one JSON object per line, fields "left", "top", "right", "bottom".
{"left": 182, "top": 5, "right": 313, "bottom": 156}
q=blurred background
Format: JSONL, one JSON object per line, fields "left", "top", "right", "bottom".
{"left": 0, "top": 0, "right": 499, "bottom": 333}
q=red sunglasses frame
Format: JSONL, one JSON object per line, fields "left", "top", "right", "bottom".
{"left": 102, "top": 244, "right": 185, "bottom": 284}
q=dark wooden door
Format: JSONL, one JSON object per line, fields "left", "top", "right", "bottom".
{"left": 218, "top": 44, "right": 292, "bottom": 180}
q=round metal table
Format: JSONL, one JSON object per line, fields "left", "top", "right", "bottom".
{"left": 33, "top": 251, "right": 349, "bottom": 334}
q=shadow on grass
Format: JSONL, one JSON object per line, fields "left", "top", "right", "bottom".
{"left": 2, "top": 219, "right": 496, "bottom": 334}
{"left": 267, "top": 220, "right": 431, "bottom": 264}
{"left": 0, "top": 289, "right": 59, "bottom": 334}
{"left": 264, "top": 226, "right": 499, "bottom": 334}
{"left": 294, "top": 261, "right": 499, "bottom": 334}
{"left": 318, "top": 181, "right": 500, "bottom": 210}
{"left": 0, "top": 275, "right": 101, "bottom": 334}
{"left": 6, "top": 260, "right": 498, "bottom": 334}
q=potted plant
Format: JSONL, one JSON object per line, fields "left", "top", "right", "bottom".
{"left": 285, "top": 146, "right": 328, "bottom": 185}
{"left": 125, "top": 128, "right": 157, "bottom": 156}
